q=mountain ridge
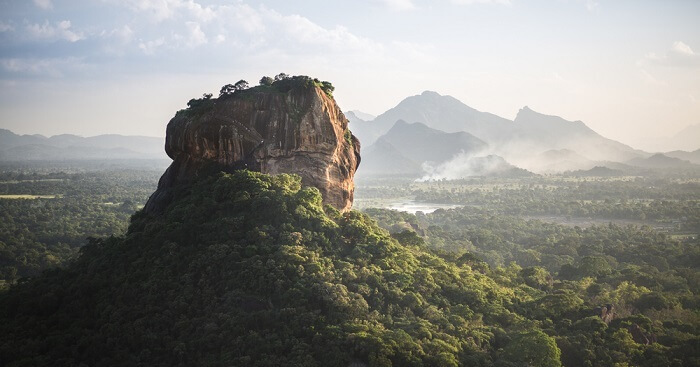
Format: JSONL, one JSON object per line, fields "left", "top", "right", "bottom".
{"left": 358, "top": 120, "right": 488, "bottom": 178}
{"left": 349, "top": 91, "right": 650, "bottom": 175}
{"left": 0, "top": 128, "right": 167, "bottom": 160}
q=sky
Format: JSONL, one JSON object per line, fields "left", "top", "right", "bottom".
{"left": 0, "top": 0, "right": 698, "bottom": 151}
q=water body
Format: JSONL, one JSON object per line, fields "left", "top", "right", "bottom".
{"left": 387, "top": 200, "right": 461, "bottom": 214}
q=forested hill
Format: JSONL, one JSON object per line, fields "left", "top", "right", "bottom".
{"left": 0, "top": 170, "right": 551, "bottom": 366}
{"left": 0, "top": 171, "right": 697, "bottom": 366}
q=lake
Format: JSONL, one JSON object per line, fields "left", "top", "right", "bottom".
{"left": 386, "top": 200, "right": 461, "bottom": 214}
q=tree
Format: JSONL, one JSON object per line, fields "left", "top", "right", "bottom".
{"left": 521, "top": 266, "right": 553, "bottom": 290}
{"left": 501, "top": 330, "right": 562, "bottom": 367}
{"left": 219, "top": 84, "right": 235, "bottom": 97}
{"left": 578, "top": 256, "right": 612, "bottom": 277}
{"left": 634, "top": 292, "right": 670, "bottom": 311}
{"left": 320, "top": 81, "right": 334, "bottom": 96}
{"left": 274, "top": 73, "right": 288, "bottom": 81}
{"left": 234, "top": 79, "right": 249, "bottom": 91}
{"left": 259, "top": 76, "right": 274, "bottom": 86}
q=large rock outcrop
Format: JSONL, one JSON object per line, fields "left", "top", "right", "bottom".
{"left": 145, "top": 81, "right": 361, "bottom": 213}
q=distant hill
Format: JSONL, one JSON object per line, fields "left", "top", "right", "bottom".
{"left": 664, "top": 149, "right": 700, "bottom": 165}
{"left": 350, "top": 91, "right": 512, "bottom": 146}
{"left": 626, "top": 153, "right": 699, "bottom": 169}
{"left": 359, "top": 138, "right": 422, "bottom": 176}
{"left": 0, "top": 129, "right": 167, "bottom": 160}
{"left": 512, "top": 107, "right": 644, "bottom": 163}
{"left": 348, "top": 91, "right": 647, "bottom": 175}
{"left": 346, "top": 110, "right": 375, "bottom": 122}
{"left": 667, "top": 124, "right": 700, "bottom": 151}
{"left": 358, "top": 120, "right": 488, "bottom": 177}
{"left": 379, "top": 120, "right": 488, "bottom": 163}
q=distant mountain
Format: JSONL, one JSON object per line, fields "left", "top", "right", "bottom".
{"left": 351, "top": 91, "right": 512, "bottom": 146}
{"left": 0, "top": 144, "right": 146, "bottom": 161}
{"left": 358, "top": 120, "right": 488, "bottom": 177}
{"left": 512, "top": 107, "right": 644, "bottom": 163}
{"left": 380, "top": 120, "right": 487, "bottom": 163}
{"left": 664, "top": 149, "right": 700, "bottom": 165}
{"left": 359, "top": 139, "right": 422, "bottom": 176}
{"left": 0, "top": 129, "right": 48, "bottom": 149}
{"left": 349, "top": 91, "right": 649, "bottom": 175}
{"left": 626, "top": 153, "right": 699, "bottom": 169}
{"left": 346, "top": 110, "right": 375, "bottom": 122}
{"left": 667, "top": 124, "right": 700, "bottom": 152}
{"left": 569, "top": 166, "right": 625, "bottom": 177}
{"left": 0, "top": 129, "right": 167, "bottom": 160}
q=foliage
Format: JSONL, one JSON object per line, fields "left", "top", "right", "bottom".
{"left": 360, "top": 175, "right": 700, "bottom": 367}
{"left": 216, "top": 74, "right": 336, "bottom": 100}
{"left": 219, "top": 83, "right": 235, "bottom": 97}
{"left": 0, "top": 167, "right": 160, "bottom": 286}
{"left": 500, "top": 330, "right": 562, "bottom": 367}
{"left": 259, "top": 76, "right": 274, "bottom": 86}
{"left": 234, "top": 79, "right": 249, "bottom": 90}
{"left": 1, "top": 166, "right": 698, "bottom": 366}
{"left": 0, "top": 170, "right": 558, "bottom": 367}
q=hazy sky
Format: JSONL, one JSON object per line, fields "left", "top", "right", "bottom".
{"left": 0, "top": 0, "right": 698, "bottom": 151}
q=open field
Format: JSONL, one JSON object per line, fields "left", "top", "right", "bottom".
{"left": 0, "top": 194, "right": 61, "bottom": 199}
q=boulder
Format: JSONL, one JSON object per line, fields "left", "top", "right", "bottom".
{"left": 145, "top": 81, "right": 360, "bottom": 213}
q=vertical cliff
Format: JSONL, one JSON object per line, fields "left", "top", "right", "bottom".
{"left": 144, "top": 78, "right": 361, "bottom": 213}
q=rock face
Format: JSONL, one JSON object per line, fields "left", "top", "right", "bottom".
{"left": 144, "top": 84, "right": 361, "bottom": 213}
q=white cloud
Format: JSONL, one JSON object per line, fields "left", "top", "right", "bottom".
{"left": 645, "top": 41, "right": 700, "bottom": 68}
{"left": 112, "top": 25, "right": 134, "bottom": 43}
{"left": 184, "top": 21, "right": 207, "bottom": 47}
{"left": 26, "top": 20, "right": 85, "bottom": 42}
{"left": 121, "top": 0, "right": 176, "bottom": 22}
{"left": 672, "top": 41, "right": 695, "bottom": 56}
{"left": 10, "top": 1, "right": 430, "bottom": 74}
{"left": 221, "top": 3, "right": 266, "bottom": 34}
{"left": 138, "top": 37, "right": 165, "bottom": 55}
{"left": 100, "top": 25, "right": 134, "bottom": 43}
{"left": 180, "top": 0, "right": 216, "bottom": 22}
{"left": 376, "top": 0, "right": 417, "bottom": 11}
{"left": 104, "top": 1, "right": 409, "bottom": 60}
{"left": 257, "top": 7, "right": 384, "bottom": 55}
{"left": 99, "top": 25, "right": 135, "bottom": 55}
{"left": 115, "top": 0, "right": 215, "bottom": 22}
{"left": 33, "top": 0, "right": 53, "bottom": 10}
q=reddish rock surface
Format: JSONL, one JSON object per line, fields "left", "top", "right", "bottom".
{"left": 145, "top": 84, "right": 361, "bottom": 213}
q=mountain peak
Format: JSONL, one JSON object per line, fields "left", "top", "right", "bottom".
{"left": 346, "top": 110, "right": 375, "bottom": 121}
{"left": 421, "top": 90, "right": 442, "bottom": 97}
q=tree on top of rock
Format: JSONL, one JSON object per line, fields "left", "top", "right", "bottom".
{"left": 234, "top": 80, "right": 249, "bottom": 90}
{"left": 219, "top": 80, "right": 250, "bottom": 97}
{"left": 219, "top": 84, "right": 235, "bottom": 97}
{"left": 259, "top": 76, "right": 274, "bottom": 86}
